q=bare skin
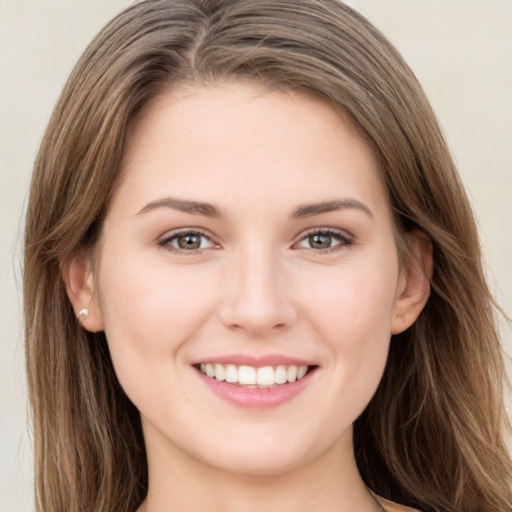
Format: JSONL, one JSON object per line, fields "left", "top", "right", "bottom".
{"left": 65, "top": 82, "right": 431, "bottom": 512}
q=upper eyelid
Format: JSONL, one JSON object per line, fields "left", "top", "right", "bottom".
{"left": 160, "top": 227, "right": 213, "bottom": 241}
{"left": 158, "top": 228, "right": 218, "bottom": 250}
{"left": 295, "top": 227, "right": 353, "bottom": 240}
{"left": 292, "top": 227, "right": 354, "bottom": 252}
{"left": 157, "top": 226, "right": 353, "bottom": 247}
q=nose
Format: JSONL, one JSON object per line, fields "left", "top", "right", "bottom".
{"left": 217, "top": 246, "right": 298, "bottom": 337}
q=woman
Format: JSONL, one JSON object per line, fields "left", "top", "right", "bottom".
{"left": 23, "top": 1, "right": 511, "bottom": 511}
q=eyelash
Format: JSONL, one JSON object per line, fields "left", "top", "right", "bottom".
{"left": 158, "top": 228, "right": 353, "bottom": 254}
{"left": 293, "top": 228, "right": 353, "bottom": 254}
{"left": 158, "top": 229, "right": 217, "bottom": 254}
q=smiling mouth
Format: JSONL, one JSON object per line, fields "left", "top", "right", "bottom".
{"left": 196, "top": 363, "right": 316, "bottom": 388}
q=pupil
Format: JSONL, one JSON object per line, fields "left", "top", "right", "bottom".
{"left": 178, "top": 234, "right": 201, "bottom": 250}
{"left": 309, "top": 233, "right": 331, "bottom": 249}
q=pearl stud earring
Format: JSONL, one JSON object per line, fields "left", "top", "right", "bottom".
{"left": 77, "top": 308, "right": 89, "bottom": 322}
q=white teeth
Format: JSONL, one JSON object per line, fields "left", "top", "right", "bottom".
{"left": 297, "top": 365, "right": 308, "bottom": 379}
{"left": 238, "top": 366, "right": 256, "bottom": 385}
{"left": 256, "top": 366, "right": 275, "bottom": 386}
{"left": 214, "top": 363, "right": 226, "bottom": 381}
{"left": 286, "top": 365, "right": 297, "bottom": 383}
{"left": 198, "top": 363, "right": 311, "bottom": 387}
{"left": 205, "top": 363, "right": 215, "bottom": 378}
{"left": 225, "top": 364, "right": 238, "bottom": 383}
{"left": 275, "top": 365, "right": 287, "bottom": 384}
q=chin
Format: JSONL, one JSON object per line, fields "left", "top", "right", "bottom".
{"left": 202, "top": 449, "right": 312, "bottom": 478}
{"left": 190, "top": 426, "right": 347, "bottom": 478}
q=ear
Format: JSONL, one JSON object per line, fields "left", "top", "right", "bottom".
{"left": 391, "top": 230, "right": 434, "bottom": 335}
{"left": 61, "top": 252, "right": 104, "bottom": 332}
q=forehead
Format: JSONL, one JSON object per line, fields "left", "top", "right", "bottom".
{"left": 113, "top": 81, "right": 389, "bottom": 219}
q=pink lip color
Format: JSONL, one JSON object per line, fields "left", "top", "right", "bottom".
{"left": 192, "top": 353, "right": 314, "bottom": 368}
{"left": 195, "top": 366, "right": 317, "bottom": 409}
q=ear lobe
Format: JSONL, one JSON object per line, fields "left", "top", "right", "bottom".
{"left": 61, "top": 253, "right": 104, "bottom": 332}
{"left": 391, "top": 230, "right": 433, "bottom": 335}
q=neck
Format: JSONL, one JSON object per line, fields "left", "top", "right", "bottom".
{"left": 140, "top": 423, "right": 382, "bottom": 512}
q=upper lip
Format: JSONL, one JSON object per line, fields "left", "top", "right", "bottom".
{"left": 191, "top": 353, "right": 316, "bottom": 368}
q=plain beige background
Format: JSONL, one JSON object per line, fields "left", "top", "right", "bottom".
{"left": 1, "top": 1, "right": 511, "bottom": 510}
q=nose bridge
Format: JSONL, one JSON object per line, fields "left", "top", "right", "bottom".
{"left": 219, "top": 239, "right": 296, "bottom": 336}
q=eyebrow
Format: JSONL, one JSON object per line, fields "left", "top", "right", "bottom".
{"left": 292, "top": 199, "right": 373, "bottom": 219}
{"left": 136, "top": 196, "right": 373, "bottom": 219}
{"left": 137, "top": 197, "right": 222, "bottom": 218}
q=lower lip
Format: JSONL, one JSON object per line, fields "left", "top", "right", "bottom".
{"left": 195, "top": 368, "right": 316, "bottom": 409}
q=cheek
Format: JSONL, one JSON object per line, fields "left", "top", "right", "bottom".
{"left": 304, "top": 259, "right": 398, "bottom": 341}
{"left": 95, "top": 248, "right": 217, "bottom": 372}
{"left": 299, "top": 258, "right": 398, "bottom": 407}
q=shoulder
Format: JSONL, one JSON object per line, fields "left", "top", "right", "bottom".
{"left": 376, "top": 495, "right": 421, "bottom": 512}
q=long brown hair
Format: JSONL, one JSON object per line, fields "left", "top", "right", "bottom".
{"left": 24, "top": 1, "right": 511, "bottom": 511}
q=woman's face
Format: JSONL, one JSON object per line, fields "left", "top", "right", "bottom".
{"left": 84, "top": 82, "right": 419, "bottom": 475}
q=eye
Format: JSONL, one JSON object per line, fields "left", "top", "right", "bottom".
{"left": 159, "top": 230, "right": 216, "bottom": 252}
{"left": 295, "top": 229, "right": 352, "bottom": 252}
